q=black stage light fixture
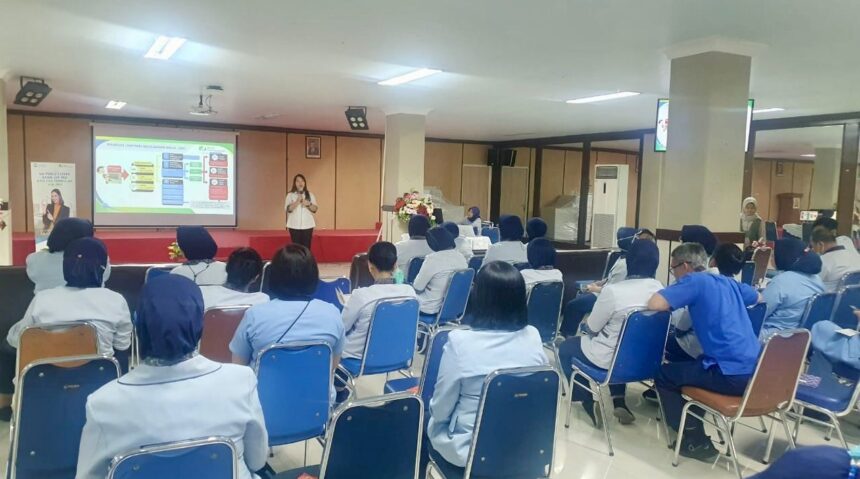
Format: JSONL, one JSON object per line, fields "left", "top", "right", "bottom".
{"left": 14, "top": 77, "right": 52, "bottom": 107}
{"left": 345, "top": 106, "right": 368, "bottom": 130}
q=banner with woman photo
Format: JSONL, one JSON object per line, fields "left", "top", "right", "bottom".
{"left": 30, "top": 162, "right": 76, "bottom": 250}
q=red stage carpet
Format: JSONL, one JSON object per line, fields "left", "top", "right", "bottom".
{"left": 12, "top": 229, "right": 379, "bottom": 266}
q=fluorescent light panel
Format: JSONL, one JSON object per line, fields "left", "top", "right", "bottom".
{"left": 378, "top": 68, "right": 442, "bottom": 86}
{"left": 753, "top": 107, "right": 785, "bottom": 114}
{"left": 801, "top": 154, "right": 816, "bottom": 158}
{"left": 105, "top": 100, "right": 126, "bottom": 110}
{"left": 566, "top": 91, "right": 640, "bottom": 104}
{"left": 144, "top": 36, "right": 186, "bottom": 60}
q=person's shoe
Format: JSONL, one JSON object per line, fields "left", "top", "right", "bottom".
{"left": 676, "top": 437, "right": 720, "bottom": 463}
{"left": 642, "top": 388, "right": 658, "bottom": 403}
{"left": 581, "top": 401, "right": 603, "bottom": 429}
{"left": 613, "top": 405, "right": 635, "bottom": 425}
{"left": 0, "top": 406, "right": 10, "bottom": 422}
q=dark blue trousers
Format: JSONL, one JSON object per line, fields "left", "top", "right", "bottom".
{"left": 560, "top": 293, "right": 598, "bottom": 337}
{"left": 558, "top": 337, "right": 625, "bottom": 406}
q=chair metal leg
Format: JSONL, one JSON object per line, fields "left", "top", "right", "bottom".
{"left": 551, "top": 347, "right": 569, "bottom": 397}
{"left": 720, "top": 417, "right": 743, "bottom": 479}
{"left": 564, "top": 370, "right": 576, "bottom": 429}
{"left": 655, "top": 389, "right": 673, "bottom": 448}
{"left": 792, "top": 405, "right": 804, "bottom": 442}
{"left": 672, "top": 402, "right": 693, "bottom": 467}
{"left": 779, "top": 411, "right": 797, "bottom": 450}
{"left": 713, "top": 414, "right": 726, "bottom": 446}
{"left": 763, "top": 416, "right": 776, "bottom": 464}
{"left": 596, "top": 384, "right": 615, "bottom": 456}
{"left": 758, "top": 416, "right": 769, "bottom": 434}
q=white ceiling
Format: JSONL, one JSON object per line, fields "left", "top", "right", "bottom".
{"left": 754, "top": 126, "right": 845, "bottom": 160}
{"left": 2, "top": 0, "right": 860, "bottom": 141}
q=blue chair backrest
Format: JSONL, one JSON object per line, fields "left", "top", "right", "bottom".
{"left": 419, "top": 329, "right": 453, "bottom": 423}
{"left": 802, "top": 350, "right": 860, "bottom": 414}
{"left": 466, "top": 366, "right": 559, "bottom": 478}
{"left": 765, "top": 221, "right": 778, "bottom": 242}
{"left": 801, "top": 292, "right": 837, "bottom": 331}
{"left": 839, "top": 271, "right": 860, "bottom": 290}
{"left": 108, "top": 437, "right": 236, "bottom": 479}
{"left": 255, "top": 341, "right": 331, "bottom": 446}
{"left": 602, "top": 250, "right": 624, "bottom": 279}
{"left": 313, "top": 277, "right": 351, "bottom": 311}
{"left": 360, "top": 297, "right": 420, "bottom": 375}
{"left": 468, "top": 255, "right": 483, "bottom": 274}
{"left": 527, "top": 281, "right": 564, "bottom": 343}
{"left": 607, "top": 311, "right": 671, "bottom": 384}
{"left": 833, "top": 285, "right": 860, "bottom": 329}
{"left": 145, "top": 266, "right": 173, "bottom": 283}
{"left": 482, "top": 227, "right": 500, "bottom": 244}
{"left": 12, "top": 356, "right": 120, "bottom": 479}
{"left": 321, "top": 394, "right": 422, "bottom": 479}
{"left": 747, "top": 303, "right": 767, "bottom": 337}
{"left": 741, "top": 261, "right": 756, "bottom": 286}
{"left": 406, "top": 257, "right": 424, "bottom": 284}
{"left": 437, "top": 269, "right": 475, "bottom": 324}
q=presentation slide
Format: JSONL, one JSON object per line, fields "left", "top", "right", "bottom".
{"left": 92, "top": 124, "right": 237, "bottom": 227}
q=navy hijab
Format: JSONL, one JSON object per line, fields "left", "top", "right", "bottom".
{"left": 626, "top": 239, "right": 660, "bottom": 278}
{"left": 467, "top": 206, "right": 481, "bottom": 222}
{"left": 408, "top": 215, "right": 432, "bottom": 238}
{"left": 616, "top": 227, "right": 638, "bottom": 252}
{"left": 499, "top": 215, "right": 524, "bottom": 242}
{"left": 526, "top": 218, "right": 548, "bottom": 241}
{"left": 681, "top": 225, "right": 718, "bottom": 256}
{"left": 137, "top": 275, "right": 205, "bottom": 362}
{"left": 775, "top": 238, "right": 822, "bottom": 275}
{"left": 47, "top": 218, "right": 94, "bottom": 253}
{"left": 426, "top": 226, "right": 456, "bottom": 252}
{"left": 527, "top": 238, "right": 556, "bottom": 268}
{"left": 177, "top": 226, "right": 218, "bottom": 261}
{"left": 441, "top": 221, "right": 460, "bottom": 239}
{"left": 63, "top": 237, "right": 108, "bottom": 288}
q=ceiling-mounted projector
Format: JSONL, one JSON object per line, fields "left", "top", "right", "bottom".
{"left": 190, "top": 94, "right": 216, "bottom": 116}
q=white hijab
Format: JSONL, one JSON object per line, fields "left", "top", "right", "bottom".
{"left": 740, "top": 197, "right": 761, "bottom": 232}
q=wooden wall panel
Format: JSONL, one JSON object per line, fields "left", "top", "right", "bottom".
{"left": 563, "top": 150, "right": 582, "bottom": 197}
{"left": 424, "top": 141, "right": 463, "bottom": 204}
{"left": 462, "top": 144, "right": 490, "bottom": 166}
{"left": 539, "top": 149, "right": 565, "bottom": 215}
{"left": 770, "top": 161, "right": 795, "bottom": 223}
{"left": 792, "top": 162, "right": 814, "bottom": 210}
{"left": 236, "top": 130, "right": 286, "bottom": 230}
{"left": 751, "top": 159, "right": 773, "bottom": 219}
{"left": 336, "top": 136, "right": 382, "bottom": 229}
{"left": 287, "top": 134, "right": 336, "bottom": 230}
{"left": 461, "top": 165, "right": 490, "bottom": 219}
{"left": 23, "top": 116, "right": 92, "bottom": 231}
{"left": 7, "top": 114, "right": 26, "bottom": 232}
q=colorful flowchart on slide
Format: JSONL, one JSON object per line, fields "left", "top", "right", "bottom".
{"left": 93, "top": 136, "right": 235, "bottom": 217}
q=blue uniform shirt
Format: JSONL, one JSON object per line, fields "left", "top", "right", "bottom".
{"left": 761, "top": 271, "right": 824, "bottom": 339}
{"left": 659, "top": 272, "right": 761, "bottom": 375}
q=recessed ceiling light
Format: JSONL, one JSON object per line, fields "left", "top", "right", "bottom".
{"left": 144, "top": 35, "right": 186, "bottom": 60}
{"left": 801, "top": 154, "right": 816, "bottom": 158}
{"left": 105, "top": 100, "right": 126, "bottom": 110}
{"left": 566, "top": 91, "right": 640, "bottom": 104}
{"left": 255, "top": 113, "right": 282, "bottom": 120}
{"left": 753, "top": 107, "right": 785, "bottom": 114}
{"left": 378, "top": 68, "right": 442, "bottom": 86}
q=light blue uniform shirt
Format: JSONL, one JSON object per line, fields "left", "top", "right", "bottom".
{"left": 760, "top": 271, "right": 824, "bottom": 339}
{"left": 811, "top": 320, "right": 860, "bottom": 370}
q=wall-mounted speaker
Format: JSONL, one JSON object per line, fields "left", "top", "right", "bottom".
{"left": 487, "top": 149, "right": 517, "bottom": 167}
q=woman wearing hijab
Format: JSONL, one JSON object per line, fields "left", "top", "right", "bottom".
{"left": 76, "top": 275, "right": 268, "bottom": 479}
{"left": 526, "top": 217, "right": 548, "bottom": 242}
{"left": 740, "top": 197, "right": 764, "bottom": 247}
{"left": 26, "top": 217, "right": 111, "bottom": 292}
{"left": 680, "top": 224, "right": 718, "bottom": 257}
{"left": 395, "top": 215, "right": 434, "bottom": 275}
{"left": 414, "top": 227, "right": 468, "bottom": 315}
{"left": 170, "top": 226, "right": 228, "bottom": 286}
{"left": 759, "top": 238, "right": 824, "bottom": 339}
{"left": 520, "top": 238, "right": 562, "bottom": 292}
{"left": 558, "top": 240, "right": 663, "bottom": 427}
{"left": 481, "top": 215, "right": 528, "bottom": 266}
{"left": 442, "top": 221, "right": 473, "bottom": 260}
{"left": 459, "top": 206, "right": 482, "bottom": 235}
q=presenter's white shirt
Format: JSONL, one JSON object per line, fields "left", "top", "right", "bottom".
{"left": 820, "top": 246, "right": 860, "bottom": 292}
{"left": 285, "top": 191, "right": 317, "bottom": 230}
{"left": 521, "top": 268, "right": 564, "bottom": 293}
{"left": 8, "top": 286, "right": 133, "bottom": 354}
{"left": 414, "top": 249, "right": 468, "bottom": 314}
{"left": 341, "top": 282, "right": 417, "bottom": 359}
{"left": 171, "top": 261, "right": 228, "bottom": 286}
{"left": 481, "top": 240, "right": 528, "bottom": 266}
{"left": 26, "top": 249, "right": 112, "bottom": 293}
{"left": 395, "top": 238, "right": 434, "bottom": 275}
{"left": 200, "top": 285, "right": 270, "bottom": 311}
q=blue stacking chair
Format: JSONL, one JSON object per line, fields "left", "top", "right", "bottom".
{"left": 832, "top": 285, "right": 860, "bottom": 329}
{"left": 384, "top": 327, "right": 454, "bottom": 424}
{"left": 427, "top": 366, "right": 560, "bottom": 479}
{"left": 277, "top": 393, "right": 423, "bottom": 479}
{"left": 313, "top": 277, "right": 351, "bottom": 311}
{"left": 108, "top": 437, "right": 237, "bottom": 479}
{"left": 747, "top": 302, "right": 767, "bottom": 338}
{"left": 527, "top": 281, "right": 565, "bottom": 384}
{"left": 467, "top": 256, "right": 483, "bottom": 274}
{"left": 481, "top": 227, "right": 500, "bottom": 244}
{"left": 338, "top": 297, "right": 420, "bottom": 396}
{"left": 406, "top": 257, "right": 425, "bottom": 285}
{"left": 564, "top": 310, "right": 671, "bottom": 456}
{"left": 418, "top": 269, "right": 475, "bottom": 345}
{"left": 838, "top": 270, "right": 860, "bottom": 290}
{"left": 254, "top": 341, "right": 332, "bottom": 448}
{"left": 741, "top": 261, "right": 756, "bottom": 286}
{"left": 9, "top": 355, "right": 121, "bottom": 479}
{"left": 801, "top": 292, "right": 837, "bottom": 331}
{"left": 144, "top": 265, "right": 174, "bottom": 283}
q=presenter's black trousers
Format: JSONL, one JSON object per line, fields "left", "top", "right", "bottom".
{"left": 289, "top": 228, "right": 313, "bottom": 250}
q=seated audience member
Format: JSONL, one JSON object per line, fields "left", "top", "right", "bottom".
{"left": 559, "top": 227, "right": 638, "bottom": 336}
{"left": 526, "top": 217, "right": 548, "bottom": 241}
{"left": 740, "top": 197, "right": 764, "bottom": 247}
{"left": 814, "top": 217, "right": 859, "bottom": 258}
{"left": 459, "top": 206, "right": 482, "bottom": 235}
{"left": 760, "top": 238, "right": 824, "bottom": 339}
{"left": 809, "top": 309, "right": 860, "bottom": 370}
{"left": 341, "top": 241, "right": 417, "bottom": 361}
{"left": 8, "top": 237, "right": 132, "bottom": 356}
{"left": 680, "top": 224, "right": 718, "bottom": 257}
{"left": 414, "top": 227, "right": 468, "bottom": 315}
{"left": 811, "top": 225, "right": 860, "bottom": 291}
{"left": 26, "top": 217, "right": 111, "bottom": 292}
{"left": 200, "top": 247, "right": 270, "bottom": 310}
{"left": 76, "top": 275, "right": 268, "bottom": 479}
{"left": 442, "top": 221, "right": 473, "bottom": 260}
{"left": 230, "top": 245, "right": 344, "bottom": 379}
{"left": 520, "top": 238, "right": 562, "bottom": 292}
{"left": 709, "top": 243, "right": 745, "bottom": 277}
{"left": 481, "top": 215, "right": 528, "bottom": 265}
{"left": 648, "top": 243, "right": 761, "bottom": 462}
{"left": 749, "top": 445, "right": 851, "bottom": 479}
{"left": 558, "top": 240, "right": 662, "bottom": 427}
{"left": 170, "top": 226, "right": 228, "bottom": 286}
{"left": 396, "top": 215, "right": 433, "bottom": 275}
{"left": 428, "top": 262, "right": 548, "bottom": 468}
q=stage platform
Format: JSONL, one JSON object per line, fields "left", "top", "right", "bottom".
{"left": 11, "top": 229, "right": 380, "bottom": 266}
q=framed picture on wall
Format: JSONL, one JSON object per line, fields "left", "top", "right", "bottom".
{"left": 776, "top": 161, "right": 785, "bottom": 177}
{"left": 305, "top": 136, "right": 321, "bottom": 159}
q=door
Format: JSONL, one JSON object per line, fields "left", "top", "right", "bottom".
{"left": 500, "top": 166, "right": 530, "bottom": 219}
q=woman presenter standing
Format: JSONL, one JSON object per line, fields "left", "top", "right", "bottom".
{"left": 285, "top": 174, "right": 318, "bottom": 249}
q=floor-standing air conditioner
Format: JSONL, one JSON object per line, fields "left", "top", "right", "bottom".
{"left": 591, "top": 165, "right": 629, "bottom": 249}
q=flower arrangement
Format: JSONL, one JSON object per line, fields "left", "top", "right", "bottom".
{"left": 167, "top": 241, "right": 185, "bottom": 262}
{"left": 393, "top": 191, "right": 436, "bottom": 224}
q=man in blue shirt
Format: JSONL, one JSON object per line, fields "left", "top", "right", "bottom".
{"left": 648, "top": 243, "right": 762, "bottom": 462}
